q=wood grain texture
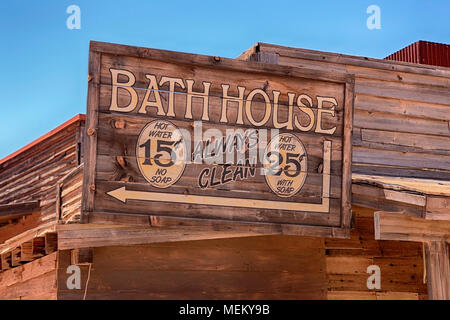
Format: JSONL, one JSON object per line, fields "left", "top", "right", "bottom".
{"left": 424, "top": 241, "right": 450, "bottom": 300}
{"left": 84, "top": 41, "right": 354, "bottom": 236}
{"left": 248, "top": 42, "right": 450, "bottom": 181}
{"left": 326, "top": 205, "right": 427, "bottom": 300}
{"left": 57, "top": 235, "right": 327, "bottom": 300}
{"left": 0, "top": 252, "right": 57, "bottom": 300}
{"left": 374, "top": 211, "right": 450, "bottom": 242}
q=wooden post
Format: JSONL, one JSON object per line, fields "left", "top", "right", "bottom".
{"left": 424, "top": 241, "right": 450, "bottom": 300}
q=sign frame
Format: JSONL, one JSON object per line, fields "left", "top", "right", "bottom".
{"left": 82, "top": 41, "right": 354, "bottom": 238}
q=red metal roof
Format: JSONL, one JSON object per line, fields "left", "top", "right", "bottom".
{"left": 385, "top": 41, "right": 450, "bottom": 68}
{"left": 0, "top": 114, "right": 86, "bottom": 166}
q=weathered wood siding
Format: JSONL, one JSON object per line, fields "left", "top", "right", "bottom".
{"left": 57, "top": 236, "right": 327, "bottom": 300}
{"left": 0, "top": 116, "right": 85, "bottom": 226}
{"left": 59, "top": 165, "right": 83, "bottom": 223}
{"left": 242, "top": 43, "right": 450, "bottom": 180}
{"left": 0, "top": 252, "right": 57, "bottom": 300}
{"left": 326, "top": 206, "right": 428, "bottom": 299}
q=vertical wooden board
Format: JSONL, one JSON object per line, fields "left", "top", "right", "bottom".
{"left": 83, "top": 41, "right": 354, "bottom": 236}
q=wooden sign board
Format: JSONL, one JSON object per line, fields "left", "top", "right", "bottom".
{"left": 83, "top": 41, "right": 354, "bottom": 238}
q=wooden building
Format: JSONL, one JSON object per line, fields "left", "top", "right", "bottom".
{"left": 0, "top": 40, "right": 449, "bottom": 300}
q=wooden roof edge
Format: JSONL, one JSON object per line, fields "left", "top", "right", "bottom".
{"left": 352, "top": 174, "right": 450, "bottom": 197}
{"left": 0, "top": 114, "right": 86, "bottom": 167}
{"left": 0, "top": 221, "right": 57, "bottom": 254}
{"left": 238, "top": 42, "right": 450, "bottom": 77}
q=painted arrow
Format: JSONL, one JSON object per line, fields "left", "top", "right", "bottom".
{"left": 107, "top": 140, "right": 332, "bottom": 213}
{"left": 107, "top": 186, "right": 330, "bottom": 213}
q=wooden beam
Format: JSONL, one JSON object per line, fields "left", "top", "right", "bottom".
{"left": 374, "top": 211, "right": 450, "bottom": 242}
{"left": 353, "top": 183, "right": 426, "bottom": 206}
{"left": 86, "top": 211, "right": 349, "bottom": 239}
{"left": 20, "top": 241, "right": 34, "bottom": 262}
{"left": 71, "top": 248, "right": 93, "bottom": 264}
{"left": 1, "top": 252, "right": 11, "bottom": 271}
{"left": 352, "top": 184, "right": 425, "bottom": 217}
{"left": 424, "top": 241, "right": 450, "bottom": 300}
{"left": 57, "top": 223, "right": 262, "bottom": 250}
{"left": 0, "top": 201, "right": 40, "bottom": 224}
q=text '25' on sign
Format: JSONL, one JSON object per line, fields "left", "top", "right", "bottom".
{"left": 82, "top": 41, "right": 354, "bottom": 238}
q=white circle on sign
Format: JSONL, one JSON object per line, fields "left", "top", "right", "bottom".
{"left": 263, "top": 133, "right": 308, "bottom": 198}
{"left": 136, "top": 120, "right": 186, "bottom": 188}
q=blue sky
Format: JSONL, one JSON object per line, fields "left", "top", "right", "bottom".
{"left": 0, "top": 0, "right": 449, "bottom": 159}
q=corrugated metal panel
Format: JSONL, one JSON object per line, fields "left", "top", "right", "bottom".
{"left": 385, "top": 41, "right": 450, "bottom": 68}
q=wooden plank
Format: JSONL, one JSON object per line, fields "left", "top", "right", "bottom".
{"left": 424, "top": 241, "right": 450, "bottom": 300}
{"left": 353, "top": 183, "right": 426, "bottom": 206}
{"left": 327, "top": 290, "right": 376, "bottom": 300}
{"left": 341, "top": 80, "right": 354, "bottom": 229}
{"left": 57, "top": 223, "right": 261, "bottom": 250}
{"left": 0, "top": 202, "right": 39, "bottom": 224}
{"left": 32, "top": 236, "right": 46, "bottom": 257}
{"left": 20, "top": 241, "right": 33, "bottom": 262}
{"left": 71, "top": 248, "right": 93, "bottom": 264}
{"left": 375, "top": 292, "right": 419, "bottom": 300}
{"left": 425, "top": 197, "right": 450, "bottom": 221}
{"left": 81, "top": 47, "right": 101, "bottom": 219}
{"left": 0, "top": 253, "right": 57, "bottom": 289}
{"left": 354, "top": 110, "right": 450, "bottom": 137}
{"left": 353, "top": 164, "right": 450, "bottom": 181}
{"left": 90, "top": 41, "right": 353, "bottom": 84}
{"left": 0, "top": 270, "right": 57, "bottom": 300}
{"left": 11, "top": 247, "right": 21, "bottom": 267}
{"left": 352, "top": 186, "right": 424, "bottom": 218}
{"left": 55, "top": 183, "right": 61, "bottom": 220}
{"left": 0, "top": 222, "right": 57, "bottom": 254}
{"left": 256, "top": 42, "right": 450, "bottom": 78}
{"left": 45, "top": 232, "right": 58, "bottom": 254}
{"left": 58, "top": 236, "right": 327, "bottom": 300}
{"left": 85, "top": 211, "right": 348, "bottom": 238}
{"left": 374, "top": 211, "right": 450, "bottom": 242}
{"left": 354, "top": 146, "right": 450, "bottom": 171}
{"left": 355, "top": 94, "right": 450, "bottom": 122}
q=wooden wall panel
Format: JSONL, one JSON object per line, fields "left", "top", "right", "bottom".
{"left": 0, "top": 117, "right": 84, "bottom": 230}
{"left": 325, "top": 206, "right": 428, "bottom": 299}
{"left": 248, "top": 43, "right": 450, "bottom": 180}
{"left": 57, "top": 236, "right": 327, "bottom": 300}
{"left": 0, "top": 252, "right": 57, "bottom": 300}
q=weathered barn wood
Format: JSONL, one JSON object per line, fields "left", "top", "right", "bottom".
{"left": 0, "top": 41, "right": 449, "bottom": 300}
{"left": 83, "top": 41, "right": 354, "bottom": 236}
{"left": 0, "top": 252, "right": 57, "bottom": 300}
{"left": 424, "top": 241, "right": 450, "bottom": 300}
{"left": 57, "top": 236, "right": 328, "bottom": 300}
{"left": 239, "top": 43, "right": 450, "bottom": 181}
{"left": 374, "top": 211, "right": 450, "bottom": 300}
{"left": 326, "top": 206, "right": 427, "bottom": 300}
{"left": 374, "top": 212, "right": 450, "bottom": 242}
{"left": 0, "top": 114, "right": 85, "bottom": 227}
